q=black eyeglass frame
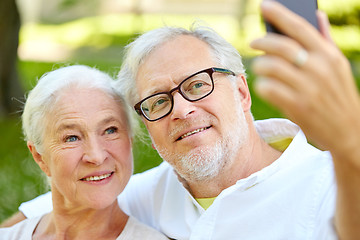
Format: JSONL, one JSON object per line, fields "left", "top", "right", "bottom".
{"left": 134, "top": 67, "right": 236, "bottom": 122}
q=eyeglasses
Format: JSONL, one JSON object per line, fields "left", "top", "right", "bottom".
{"left": 134, "top": 67, "right": 235, "bottom": 122}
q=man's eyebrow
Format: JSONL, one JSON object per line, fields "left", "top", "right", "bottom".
{"left": 142, "top": 75, "right": 180, "bottom": 96}
{"left": 143, "top": 86, "right": 164, "bottom": 97}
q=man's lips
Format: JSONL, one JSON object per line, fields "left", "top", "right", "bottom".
{"left": 176, "top": 126, "right": 211, "bottom": 141}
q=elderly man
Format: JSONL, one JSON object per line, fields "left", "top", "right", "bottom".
{"left": 3, "top": 1, "right": 360, "bottom": 239}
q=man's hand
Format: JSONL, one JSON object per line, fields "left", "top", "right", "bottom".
{"left": 250, "top": 1, "right": 360, "bottom": 239}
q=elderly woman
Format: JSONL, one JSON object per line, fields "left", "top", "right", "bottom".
{"left": 0, "top": 65, "right": 167, "bottom": 239}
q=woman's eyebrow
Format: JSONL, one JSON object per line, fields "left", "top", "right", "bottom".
{"left": 98, "top": 116, "right": 127, "bottom": 129}
{"left": 56, "top": 123, "right": 80, "bottom": 133}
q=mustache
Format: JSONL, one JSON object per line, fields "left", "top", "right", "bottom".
{"left": 168, "top": 116, "right": 215, "bottom": 140}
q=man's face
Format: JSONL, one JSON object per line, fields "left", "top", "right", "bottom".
{"left": 135, "top": 35, "right": 251, "bottom": 182}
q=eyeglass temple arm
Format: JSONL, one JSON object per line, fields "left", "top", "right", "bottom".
{"left": 213, "top": 67, "right": 236, "bottom": 76}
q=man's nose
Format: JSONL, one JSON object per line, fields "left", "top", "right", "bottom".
{"left": 82, "top": 136, "right": 107, "bottom": 165}
{"left": 170, "top": 92, "right": 196, "bottom": 120}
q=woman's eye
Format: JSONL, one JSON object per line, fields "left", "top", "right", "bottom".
{"left": 105, "top": 127, "right": 117, "bottom": 135}
{"left": 65, "top": 135, "right": 78, "bottom": 142}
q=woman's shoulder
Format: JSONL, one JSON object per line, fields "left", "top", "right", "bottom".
{"left": 0, "top": 215, "right": 42, "bottom": 240}
{"left": 117, "top": 216, "right": 168, "bottom": 240}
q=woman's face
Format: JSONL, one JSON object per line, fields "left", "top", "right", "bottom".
{"left": 38, "top": 87, "right": 133, "bottom": 210}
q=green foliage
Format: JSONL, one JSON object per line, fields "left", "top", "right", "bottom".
{"left": 0, "top": 118, "right": 47, "bottom": 223}
{"left": 329, "top": 7, "right": 360, "bottom": 26}
{"left": 320, "top": 0, "right": 360, "bottom": 26}
{"left": 60, "top": 0, "right": 79, "bottom": 8}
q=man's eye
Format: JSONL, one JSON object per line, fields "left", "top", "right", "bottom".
{"left": 193, "top": 82, "right": 204, "bottom": 89}
{"left": 151, "top": 98, "right": 169, "bottom": 112}
{"left": 186, "top": 81, "right": 210, "bottom": 95}
{"left": 65, "top": 135, "right": 78, "bottom": 142}
{"left": 105, "top": 127, "right": 117, "bottom": 134}
{"left": 154, "top": 98, "right": 166, "bottom": 106}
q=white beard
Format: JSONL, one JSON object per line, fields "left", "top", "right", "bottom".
{"left": 174, "top": 140, "right": 226, "bottom": 181}
{"left": 155, "top": 94, "right": 249, "bottom": 182}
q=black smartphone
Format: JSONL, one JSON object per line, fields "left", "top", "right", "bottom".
{"left": 265, "top": 0, "right": 319, "bottom": 34}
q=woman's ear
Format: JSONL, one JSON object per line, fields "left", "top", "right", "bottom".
{"left": 236, "top": 74, "right": 252, "bottom": 112}
{"left": 27, "top": 141, "right": 51, "bottom": 177}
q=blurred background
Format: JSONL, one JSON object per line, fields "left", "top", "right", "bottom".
{"left": 0, "top": 0, "right": 359, "bottom": 223}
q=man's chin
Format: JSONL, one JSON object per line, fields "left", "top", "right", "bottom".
{"left": 176, "top": 147, "right": 223, "bottom": 181}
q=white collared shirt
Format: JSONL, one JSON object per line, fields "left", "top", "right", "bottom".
{"left": 20, "top": 119, "right": 337, "bottom": 239}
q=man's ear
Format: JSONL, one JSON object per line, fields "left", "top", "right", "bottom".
{"left": 27, "top": 141, "right": 51, "bottom": 177}
{"left": 236, "top": 74, "right": 252, "bottom": 112}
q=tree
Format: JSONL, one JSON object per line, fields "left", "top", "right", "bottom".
{"left": 0, "top": 0, "right": 24, "bottom": 118}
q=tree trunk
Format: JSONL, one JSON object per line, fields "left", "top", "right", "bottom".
{"left": 0, "top": 0, "right": 23, "bottom": 118}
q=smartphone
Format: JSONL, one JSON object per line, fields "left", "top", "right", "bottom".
{"left": 265, "top": 0, "right": 319, "bottom": 34}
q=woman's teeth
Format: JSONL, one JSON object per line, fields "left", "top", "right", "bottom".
{"left": 82, "top": 173, "right": 112, "bottom": 181}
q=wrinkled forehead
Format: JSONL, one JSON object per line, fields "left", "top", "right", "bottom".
{"left": 135, "top": 35, "right": 217, "bottom": 100}
{"left": 46, "top": 88, "right": 127, "bottom": 125}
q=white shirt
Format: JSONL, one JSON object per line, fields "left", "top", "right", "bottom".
{"left": 0, "top": 215, "right": 168, "bottom": 240}
{"left": 19, "top": 119, "right": 337, "bottom": 240}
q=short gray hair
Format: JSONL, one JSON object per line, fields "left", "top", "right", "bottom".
{"left": 22, "top": 65, "right": 137, "bottom": 154}
{"left": 116, "top": 24, "right": 246, "bottom": 106}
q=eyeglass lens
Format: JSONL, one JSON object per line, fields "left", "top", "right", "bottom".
{"left": 140, "top": 71, "right": 213, "bottom": 120}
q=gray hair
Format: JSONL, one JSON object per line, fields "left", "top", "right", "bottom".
{"left": 116, "top": 24, "right": 246, "bottom": 106}
{"left": 22, "top": 65, "right": 137, "bottom": 154}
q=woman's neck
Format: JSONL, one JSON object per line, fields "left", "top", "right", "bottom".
{"left": 33, "top": 201, "right": 128, "bottom": 240}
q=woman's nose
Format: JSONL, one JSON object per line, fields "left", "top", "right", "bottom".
{"left": 82, "top": 137, "right": 107, "bottom": 165}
